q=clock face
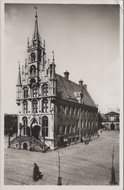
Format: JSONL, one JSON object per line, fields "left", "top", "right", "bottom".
{"left": 31, "top": 52, "right": 35, "bottom": 62}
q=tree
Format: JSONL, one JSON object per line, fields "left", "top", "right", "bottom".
{"left": 4, "top": 114, "right": 18, "bottom": 135}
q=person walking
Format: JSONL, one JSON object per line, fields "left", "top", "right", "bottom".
{"left": 33, "top": 163, "right": 43, "bottom": 181}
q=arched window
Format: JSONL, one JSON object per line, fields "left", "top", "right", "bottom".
{"left": 68, "top": 107, "right": 70, "bottom": 115}
{"left": 72, "top": 125, "right": 75, "bottom": 133}
{"left": 69, "top": 126, "right": 72, "bottom": 133}
{"left": 22, "top": 117, "right": 28, "bottom": 136}
{"left": 42, "top": 84, "right": 48, "bottom": 96}
{"left": 74, "top": 108, "right": 77, "bottom": 115}
{"left": 30, "top": 65, "right": 36, "bottom": 77}
{"left": 63, "top": 125, "right": 66, "bottom": 134}
{"left": 30, "top": 78, "right": 36, "bottom": 87}
{"left": 23, "top": 100, "right": 28, "bottom": 113}
{"left": 58, "top": 105, "right": 64, "bottom": 114}
{"left": 60, "top": 126, "right": 63, "bottom": 135}
{"left": 42, "top": 116, "right": 48, "bottom": 137}
{"left": 31, "top": 52, "right": 36, "bottom": 62}
{"left": 42, "top": 98, "right": 48, "bottom": 113}
{"left": 32, "top": 99, "right": 38, "bottom": 113}
{"left": 67, "top": 125, "right": 70, "bottom": 134}
{"left": 22, "top": 117, "right": 28, "bottom": 126}
{"left": 65, "top": 106, "right": 68, "bottom": 115}
{"left": 81, "top": 120, "right": 84, "bottom": 128}
{"left": 23, "top": 87, "right": 28, "bottom": 98}
{"left": 64, "top": 126, "right": 67, "bottom": 134}
{"left": 71, "top": 107, "right": 74, "bottom": 115}
{"left": 65, "top": 106, "right": 70, "bottom": 115}
{"left": 32, "top": 86, "right": 38, "bottom": 97}
{"left": 85, "top": 120, "right": 88, "bottom": 127}
{"left": 77, "top": 109, "right": 80, "bottom": 116}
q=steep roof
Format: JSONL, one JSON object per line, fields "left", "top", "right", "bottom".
{"left": 56, "top": 74, "right": 96, "bottom": 107}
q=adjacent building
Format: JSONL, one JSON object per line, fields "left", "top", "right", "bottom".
{"left": 103, "top": 111, "right": 119, "bottom": 130}
{"left": 10, "top": 11, "right": 98, "bottom": 151}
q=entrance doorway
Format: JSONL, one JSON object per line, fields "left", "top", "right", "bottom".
{"left": 110, "top": 123, "right": 115, "bottom": 130}
{"left": 32, "top": 125, "right": 40, "bottom": 139}
{"left": 23, "top": 143, "right": 27, "bottom": 150}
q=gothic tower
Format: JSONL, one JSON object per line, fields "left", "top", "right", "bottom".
{"left": 16, "top": 10, "right": 57, "bottom": 150}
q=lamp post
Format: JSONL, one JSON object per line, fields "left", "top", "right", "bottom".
{"left": 110, "top": 146, "right": 117, "bottom": 185}
{"left": 57, "top": 148, "right": 62, "bottom": 185}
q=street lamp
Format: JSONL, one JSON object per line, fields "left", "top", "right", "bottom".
{"left": 57, "top": 147, "right": 62, "bottom": 185}
{"left": 110, "top": 146, "right": 117, "bottom": 185}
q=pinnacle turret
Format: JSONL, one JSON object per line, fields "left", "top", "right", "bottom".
{"left": 52, "top": 50, "right": 55, "bottom": 63}
{"left": 17, "top": 63, "right": 22, "bottom": 86}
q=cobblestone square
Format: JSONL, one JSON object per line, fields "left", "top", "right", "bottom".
{"left": 4, "top": 130, "right": 119, "bottom": 185}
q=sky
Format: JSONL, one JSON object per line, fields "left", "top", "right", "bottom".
{"left": 4, "top": 4, "right": 120, "bottom": 114}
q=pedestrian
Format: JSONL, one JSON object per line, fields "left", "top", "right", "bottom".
{"left": 33, "top": 163, "right": 43, "bottom": 181}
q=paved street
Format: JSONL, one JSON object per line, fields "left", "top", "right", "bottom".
{"left": 4, "top": 130, "right": 119, "bottom": 185}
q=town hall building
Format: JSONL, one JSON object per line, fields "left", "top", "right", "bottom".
{"left": 10, "top": 10, "right": 98, "bottom": 151}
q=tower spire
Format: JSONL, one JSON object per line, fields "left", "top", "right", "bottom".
{"left": 52, "top": 50, "right": 55, "bottom": 62}
{"left": 50, "top": 51, "right": 56, "bottom": 79}
{"left": 17, "top": 62, "right": 22, "bottom": 86}
{"left": 33, "top": 7, "right": 40, "bottom": 41}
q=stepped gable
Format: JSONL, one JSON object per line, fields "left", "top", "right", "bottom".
{"left": 56, "top": 74, "right": 96, "bottom": 107}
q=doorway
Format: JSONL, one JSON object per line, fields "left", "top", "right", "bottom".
{"left": 110, "top": 123, "right": 115, "bottom": 130}
{"left": 23, "top": 143, "right": 27, "bottom": 150}
{"left": 32, "top": 125, "right": 40, "bottom": 139}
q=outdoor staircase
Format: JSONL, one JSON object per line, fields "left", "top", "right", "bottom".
{"left": 10, "top": 135, "right": 50, "bottom": 152}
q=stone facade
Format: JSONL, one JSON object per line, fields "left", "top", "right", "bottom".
{"left": 15, "top": 11, "right": 98, "bottom": 150}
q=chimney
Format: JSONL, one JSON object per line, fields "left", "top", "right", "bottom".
{"left": 83, "top": 84, "right": 87, "bottom": 90}
{"left": 64, "top": 71, "right": 70, "bottom": 80}
{"left": 79, "top": 80, "right": 83, "bottom": 86}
